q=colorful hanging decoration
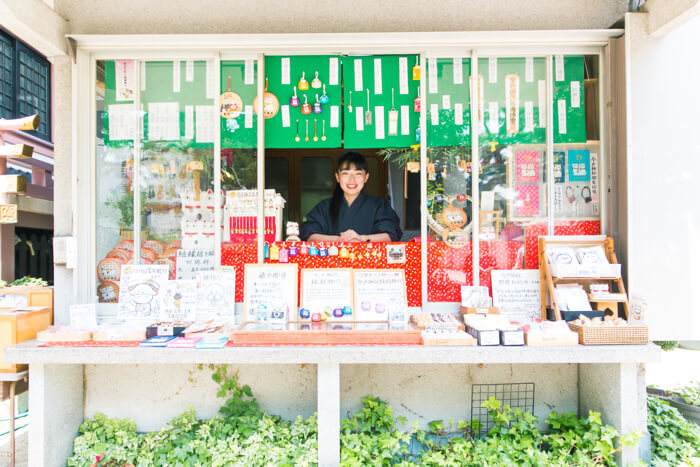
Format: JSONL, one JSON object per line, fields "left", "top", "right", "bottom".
{"left": 252, "top": 78, "right": 280, "bottom": 119}
{"left": 311, "top": 71, "right": 322, "bottom": 89}
{"left": 219, "top": 76, "right": 243, "bottom": 119}
{"left": 313, "top": 94, "right": 322, "bottom": 114}
{"left": 301, "top": 95, "right": 312, "bottom": 115}
{"left": 298, "top": 72, "right": 309, "bottom": 91}
{"left": 319, "top": 84, "right": 330, "bottom": 104}
{"left": 290, "top": 86, "right": 300, "bottom": 107}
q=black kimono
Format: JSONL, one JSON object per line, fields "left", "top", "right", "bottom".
{"left": 300, "top": 193, "right": 403, "bottom": 241}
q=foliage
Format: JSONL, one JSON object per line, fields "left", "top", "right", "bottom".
{"left": 654, "top": 341, "right": 679, "bottom": 351}
{"left": 647, "top": 395, "right": 700, "bottom": 466}
{"left": 105, "top": 187, "right": 146, "bottom": 231}
{"left": 676, "top": 382, "right": 700, "bottom": 407}
{"left": 9, "top": 275, "right": 48, "bottom": 287}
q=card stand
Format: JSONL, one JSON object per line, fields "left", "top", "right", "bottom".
{"left": 465, "top": 325, "right": 500, "bottom": 346}
{"left": 539, "top": 236, "right": 629, "bottom": 321}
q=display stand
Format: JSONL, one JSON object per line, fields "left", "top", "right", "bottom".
{"left": 539, "top": 236, "right": 628, "bottom": 321}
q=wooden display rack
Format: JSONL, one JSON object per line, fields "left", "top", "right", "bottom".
{"left": 539, "top": 236, "right": 628, "bottom": 321}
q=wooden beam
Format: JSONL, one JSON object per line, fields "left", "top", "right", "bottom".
{"left": 0, "top": 144, "right": 34, "bottom": 159}
{"left": 0, "top": 115, "right": 39, "bottom": 131}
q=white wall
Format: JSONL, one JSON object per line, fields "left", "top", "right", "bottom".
{"left": 626, "top": 12, "right": 700, "bottom": 339}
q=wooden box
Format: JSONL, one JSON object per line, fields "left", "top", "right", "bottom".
{"left": 0, "top": 307, "right": 53, "bottom": 372}
{"left": 0, "top": 287, "right": 53, "bottom": 310}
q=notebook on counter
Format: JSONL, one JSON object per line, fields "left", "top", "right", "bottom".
{"left": 195, "top": 337, "right": 229, "bottom": 349}
{"left": 140, "top": 336, "right": 177, "bottom": 347}
{"left": 165, "top": 337, "right": 201, "bottom": 348}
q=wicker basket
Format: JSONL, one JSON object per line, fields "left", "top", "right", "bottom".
{"left": 567, "top": 323, "right": 648, "bottom": 345}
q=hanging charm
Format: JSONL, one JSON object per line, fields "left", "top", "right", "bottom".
{"left": 301, "top": 95, "right": 312, "bottom": 115}
{"left": 313, "top": 119, "right": 319, "bottom": 142}
{"left": 219, "top": 76, "right": 243, "bottom": 119}
{"left": 414, "top": 86, "right": 421, "bottom": 112}
{"left": 294, "top": 119, "right": 301, "bottom": 142}
{"left": 313, "top": 94, "right": 322, "bottom": 114}
{"left": 412, "top": 56, "right": 420, "bottom": 80}
{"left": 347, "top": 90, "right": 353, "bottom": 113}
{"left": 305, "top": 120, "right": 310, "bottom": 142}
{"left": 388, "top": 88, "right": 399, "bottom": 136}
{"left": 253, "top": 78, "right": 280, "bottom": 119}
{"left": 311, "top": 71, "right": 322, "bottom": 89}
{"left": 365, "top": 90, "right": 372, "bottom": 126}
{"left": 298, "top": 72, "right": 309, "bottom": 91}
{"left": 321, "top": 120, "right": 327, "bottom": 141}
{"left": 319, "top": 84, "right": 330, "bottom": 103}
{"left": 290, "top": 86, "right": 300, "bottom": 107}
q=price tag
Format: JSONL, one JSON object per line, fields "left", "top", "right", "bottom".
{"left": 524, "top": 101, "right": 534, "bottom": 131}
{"left": 442, "top": 94, "right": 451, "bottom": 110}
{"left": 205, "top": 61, "right": 214, "bottom": 98}
{"left": 488, "top": 101, "right": 499, "bottom": 133}
{"left": 555, "top": 55, "right": 565, "bottom": 81}
{"left": 245, "top": 105, "right": 253, "bottom": 128}
{"left": 244, "top": 60, "right": 254, "bottom": 85}
{"left": 140, "top": 61, "right": 147, "bottom": 91}
{"left": 184, "top": 105, "right": 194, "bottom": 139}
{"left": 375, "top": 106, "right": 385, "bottom": 140}
{"left": 281, "top": 105, "right": 290, "bottom": 127}
{"left": 557, "top": 99, "right": 567, "bottom": 134}
{"left": 538, "top": 80, "right": 546, "bottom": 127}
{"left": 356, "top": 106, "right": 364, "bottom": 131}
{"left": 330, "top": 105, "right": 339, "bottom": 128}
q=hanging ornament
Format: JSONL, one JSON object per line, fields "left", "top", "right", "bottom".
{"left": 305, "top": 120, "right": 310, "bottom": 142}
{"left": 343, "top": 306, "right": 352, "bottom": 315}
{"left": 313, "top": 119, "right": 319, "bottom": 142}
{"left": 428, "top": 162, "right": 436, "bottom": 181}
{"left": 309, "top": 246, "right": 319, "bottom": 256}
{"left": 412, "top": 56, "right": 420, "bottom": 80}
{"left": 219, "top": 76, "right": 243, "bottom": 119}
{"left": 365, "top": 90, "right": 372, "bottom": 126}
{"left": 311, "top": 313, "right": 322, "bottom": 322}
{"left": 319, "top": 84, "right": 330, "bottom": 104}
{"left": 333, "top": 307, "right": 344, "bottom": 318}
{"left": 313, "top": 94, "right": 322, "bottom": 114}
{"left": 269, "top": 244, "right": 280, "bottom": 261}
{"left": 414, "top": 86, "right": 421, "bottom": 112}
{"left": 301, "top": 95, "right": 312, "bottom": 115}
{"left": 264, "top": 244, "right": 270, "bottom": 259}
{"left": 339, "top": 247, "right": 349, "bottom": 258}
{"left": 319, "top": 247, "right": 328, "bottom": 257}
{"left": 294, "top": 119, "right": 301, "bottom": 142}
{"left": 321, "top": 120, "right": 327, "bottom": 141}
{"left": 300, "top": 245, "right": 309, "bottom": 255}
{"left": 253, "top": 78, "right": 280, "bottom": 119}
{"left": 289, "top": 246, "right": 299, "bottom": 256}
{"left": 311, "top": 71, "right": 322, "bottom": 89}
{"left": 328, "top": 245, "right": 339, "bottom": 256}
{"left": 298, "top": 72, "right": 309, "bottom": 91}
{"left": 290, "top": 86, "right": 300, "bottom": 107}
{"left": 388, "top": 88, "right": 399, "bottom": 136}
{"left": 415, "top": 125, "right": 421, "bottom": 143}
{"left": 299, "top": 308, "right": 311, "bottom": 319}
{"left": 456, "top": 193, "right": 467, "bottom": 202}
{"left": 347, "top": 90, "right": 353, "bottom": 113}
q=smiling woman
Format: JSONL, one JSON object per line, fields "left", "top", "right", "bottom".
{"left": 299, "top": 151, "right": 403, "bottom": 242}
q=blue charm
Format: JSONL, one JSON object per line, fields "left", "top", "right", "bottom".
{"left": 264, "top": 244, "right": 270, "bottom": 259}
{"left": 333, "top": 307, "right": 344, "bottom": 318}
{"left": 343, "top": 306, "right": 352, "bottom": 315}
{"left": 309, "top": 246, "right": 319, "bottom": 256}
{"left": 434, "top": 194, "right": 445, "bottom": 204}
{"left": 289, "top": 246, "right": 298, "bottom": 257}
{"left": 319, "top": 248, "right": 328, "bottom": 257}
{"left": 299, "top": 308, "right": 310, "bottom": 319}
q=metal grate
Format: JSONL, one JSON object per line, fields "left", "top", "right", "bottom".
{"left": 18, "top": 44, "right": 50, "bottom": 138}
{"left": 470, "top": 382, "right": 535, "bottom": 435}
{"left": 0, "top": 32, "right": 14, "bottom": 118}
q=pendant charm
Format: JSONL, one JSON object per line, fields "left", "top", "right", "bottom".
{"left": 319, "top": 247, "right": 328, "bottom": 257}
{"left": 290, "top": 86, "right": 300, "bottom": 107}
{"left": 414, "top": 88, "right": 421, "bottom": 112}
{"left": 311, "top": 71, "right": 322, "bottom": 89}
{"left": 333, "top": 307, "right": 344, "bottom": 318}
{"left": 328, "top": 245, "right": 339, "bottom": 256}
{"left": 264, "top": 244, "right": 270, "bottom": 259}
{"left": 309, "top": 246, "right": 319, "bottom": 256}
{"left": 313, "top": 94, "right": 322, "bottom": 114}
{"left": 278, "top": 248, "right": 288, "bottom": 263}
{"left": 311, "top": 312, "right": 321, "bottom": 322}
{"left": 415, "top": 126, "right": 421, "bottom": 142}
{"left": 300, "top": 245, "right": 308, "bottom": 255}
{"left": 375, "top": 303, "right": 386, "bottom": 314}
{"left": 301, "top": 95, "right": 312, "bottom": 115}
{"left": 456, "top": 193, "right": 467, "bottom": 202}
{"left": 319, "top": 84, "right": 330, "bottom": 104}
{"left": 343, "top": 306, "right": 352, "bottom": 315}
{"left": 289, "top": 246, "right": 298, "bottom": 257}
{"left": 299, "top": 308, "right": 310, "bottom": 319}
{"left": 412, "top": 57, "right": 420, "bottom": 80}
{"left": 298, "top": 72, "right": 309, "bottom": 91}
{"left": 269, "top": 244, "right": 280, "bottom": 261}
{"left": 339, "top": 247, "right": 349, "bottom": 258}
{"left": 365, "top": 90, "right": 372, "bottom": 125}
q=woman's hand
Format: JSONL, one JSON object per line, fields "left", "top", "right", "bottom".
{"left": 339, "top": 229, "right": 364, "bottom": 242}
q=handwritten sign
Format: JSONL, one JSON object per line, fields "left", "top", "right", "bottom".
{"left": 118, "top": 264, "right": 169, "bottom": 320}
{"left": 176, "top": 249, "right": 216, "bottom": 280}
{"left": 70, "top": 304, "right": 97, "bottom": 329}
{"left": 157, "top": 280, "right": 197, "bottom": 321}
{"left": 244, "top": 264, "right": 298, "bottom": 324}
{"left": 196, "top": 270, "right": 236, "bottom": 321}
{"left": 491, "top": 269, "right": 541, "bottom": 322}
{"left": 353, "top": 269, "right": 407, "bottom": 323}
{"left": 301, "top": 269, "right": 354, "bottom": 322}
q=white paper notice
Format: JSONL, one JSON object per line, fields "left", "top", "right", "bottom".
{"left": 524, "top": 101, "right": 534, "bottom": 132}
{"left": 453, "top": 57, "right": 463, "bottom": 84}
{"left": 330, "top": 105, "right": 340, "bottom": 128}
{"left": 140, "top": 61, "right": 146, "bottom": 91}
{"left": 185, "top": 60, "right": 194, "bottom": 82}
{"left": 354, "top": 59, "right": 363, "bottom": 92}
{"left": 185, "top": 105, "right": 194, "bottom": 139}
{"left": 356, "top": 106, "right": 364, "bottom": 131}
{"left": 400, "top": 105, "right": 409, "bottom": 135}
{"left": 329, "top": 57, "right": 339, "bottom": 86}
{"left": 442, "top": 94, "right": 451, "bottom": 110}
{"left": 557, "top": 99, "right": 567, "bottom": 134}
{"left": 281, "top": 58, "right": 290, "bottom": 85}
{"left": 526, "top": 57, "right": 534, "bottom": 83}
{"left": 244, "top": 105, "right": 253, "bottom": 128}
{"left": 590, "top": 153, "right": 599, "bottom": 200}
{"left": 115, "top": 60, "right": 136, "bottom": 101}
{"left": 555, "top": 55, "right": 564, "bottom": 81}
{"left": 70, "top": 304, "right": 97, "bottom": 330}
{"left": 148, "top": 102, "right": 180, "bottom": 141}
{"left": 374, "top": 58, "right": 383, "bottom": 95}
{"left": 538, "top": 80, "right": 546, "bottom": 127}
{"left": 244, "top": 60, "right": 254, "bottom": 85}
{"left": 428, "top": 58, "right": 438, "bottom": 94}
{"left": 430, "top": 103, "right": 439, "bottom": 126}
{"left": 554, "top": 185, "right": 563, "bottom": 214}
{"left": 206, "top": 61, "right": 215, "bottom": 99}
{"left": 173, "top": 61, "right": 181, "bottom": 93}
{"left": 489, "top": 57, "right": 498, "bottom": 83}
{"left": 454, "top": 103, "right": 464, "bottom": 126}
{"left": 399, "top": 56, "right": 408, "bottom": 94}
{"left": 107, "top": 104, "right": 137, "bottom": 141}
{"left": 375, "top": 105, "right": 385, "bottom": 140}
{"left": 195, "top": 105, "right": 215, "bottom": 143}
{"left": 570, "top": 81, "right": 581, "bottom": 108}
{"left": 281, "top": 105, "right": 290, "bottom": 128}
{"left": 488, "top": 101, "right": 499, "bottom": 133}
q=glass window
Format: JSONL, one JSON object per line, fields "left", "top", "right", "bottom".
{"left": 300, "top": 156, "right": 334, "bottom": 222}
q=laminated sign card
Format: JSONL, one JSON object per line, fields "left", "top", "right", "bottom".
{"left": 244, "top": 264, "right": 298, "bottom": 324}
{"left": 118, "top": 265, "right": 169, "bottom": 320}
{"left": 491, "top": 269, "right": 541, "bottom": 322}
{"left": 300, "top": 269, "right": 354, "bottom": 322}
{"left": 353, "top": 269, "right": 407, "bottom": 323}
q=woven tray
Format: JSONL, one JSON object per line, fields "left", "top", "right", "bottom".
{"left": 567, "top": 323, "right": 648, "bottom": 345}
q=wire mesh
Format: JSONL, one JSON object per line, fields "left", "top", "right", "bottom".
{"left": 470, "top": 382, "right": 535, "bottom": 434}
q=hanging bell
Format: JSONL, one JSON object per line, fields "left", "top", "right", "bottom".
{"left": 298, "top": 72, "right": 309, "bottom": 91}
{"left": 311, "top": 71, "right": 322, "bottom": 89}
{"left": 290, "top": 86, "right": 300, "bottom": 107}
{"left": 319, "top": 84, "right": 330, "bottom": 104}
{"left": 301, "top": 95, "right": 312, "bottom": 115}
{"left": 313, "top": 94, "right": 322, "bottom": 114}
{"left": 309, "top": 245, "right": 319, "bottom": 256}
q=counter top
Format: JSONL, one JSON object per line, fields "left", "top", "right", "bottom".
{"left": 4, "top": 341, "right": 661, "bottom": 365}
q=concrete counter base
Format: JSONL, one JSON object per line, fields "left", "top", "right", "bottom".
{"left": 5, "top": 342, "right": 660, "bottom": 466}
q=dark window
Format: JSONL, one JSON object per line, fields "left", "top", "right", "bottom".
{"left": 0, "top": 29, "right": 51, "bottom": 142}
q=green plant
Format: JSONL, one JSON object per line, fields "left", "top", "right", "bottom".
{"left": 10, "top": 276, "right": 48, "bottom": 287}
{"left": 105, "top": 187, "right": 147, "bottom": 231}
{"left": 654, "top": 341, "right": 679, "bottom": 351}
{"left": 677, "top": 381, "right": 700, "bottom": 407}
{"left": 648, "top": 395, "right": 700, "bottom": 466}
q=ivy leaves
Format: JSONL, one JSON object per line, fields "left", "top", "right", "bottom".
{"left": 648, "top": 396, "right": 700, "bottom": 466}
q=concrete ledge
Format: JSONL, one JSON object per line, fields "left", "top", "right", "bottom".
{"left": 5, "top": 341, "right": 661, "bottom": 365}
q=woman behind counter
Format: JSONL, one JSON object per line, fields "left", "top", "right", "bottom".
{"left": 300, "top": 151, "right": 403, "bottom": 242}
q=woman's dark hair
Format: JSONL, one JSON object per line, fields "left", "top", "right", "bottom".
{"left": 330, "top": 151, "right": 368, "bottom": 228}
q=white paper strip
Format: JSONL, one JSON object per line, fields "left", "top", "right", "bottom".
{"left": 281, "top": 105, "right": 290, "bottom": 128}
{"left": 590, "top": 153, "right": 599, "bottom": 200}
{"left": 107, "top": 104, "right": 137, "bottom": 141}
{"left": 453, "top": 57, "right": 463, "bottom": 84}
{"left": 505, "top": 75, "right": 520, "bottom": 134}
{"left": 555, "top": 55, "right": 565, "bottom": 81}
{"left": 115, "top": 60, "right": 136, "bottom": 102}
{"left": 400, "top": 105, "right": 409, "bottom": 135}
{"left": 281, "top": 58, "right": 290, "bottom": 85}
{"left": 428, "top": 58, "right": 438, "bottom": 94}
{"left": 538, "top": 80, "right": 546, "bottom": 127}
{"left": 525, "top": 57, "right": 534, "bottom": 83}
{"left": 206, "top": 61, "right": 215, "bottom": 99}
{"left": 399, "top": 56, "right": 408, "bottom": 94}
{"left": 592, "top": 202, "right": 600, "bottom": 216}
{"left": 140, "top": 61, "right": 146, "bottom": 91}
{"left": 374, "top": 58, "right": 383, "bottom": 95}
{"left": 375, "top": 105, "right": 385, "bottom": 140}
{"left": 488, "top": 101, "right": 499, "bottom": 133}
{"left": 354, "top": 59, "right": 363, "bottom": 92}
{"left": 195, "top": 105, "right": 215, "bottom": 143}
{"left": 442, "top": 94, "right": 451, "bottom": 110}
{"left": 185, "top": 105, "right": 194, "bottom": 139}
{"left": 554, "top": 185, "right": 563, "bottom": 214}
{"left": 148, "top": 102, "right": 180, "bottom": 141}
{"left": 570, "top": 81, "right": 581, "bottom": 108}
{"left": 330, "top": 105, "right": 340, "bottom": 128}
{"left": 557, "top": 99, "right": 567, "bottom": 134}
{"left": 489, "top": 57, "right": 497, "bottom": 83}
{"left": 454, "top": 103, "right": 463, "bottom": 126}
{"left": 356, "top": 106, "right": 364, "bottom": 131}
{"left": 173, "top": 61, "right": 181, "bottom": 93}
{"left": 244, "top": 60, "right": 254, "bottom": 85}
{"left": 430, "top": 103, "right": 439, "bottom": 126}
{"left": 388, "top": 109, "right": 398, "bottom": 136}
{"left": 185, "top": 60, "right": 194, "bottom": 82}
{"left": 524, "top": 101, "right": 534, "bottom": 132}
{"left": 244, "top": 105, "right": 253, "bottom": 128}
{"left": 329, "top": 57, "right": 339, "bottom": 86}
